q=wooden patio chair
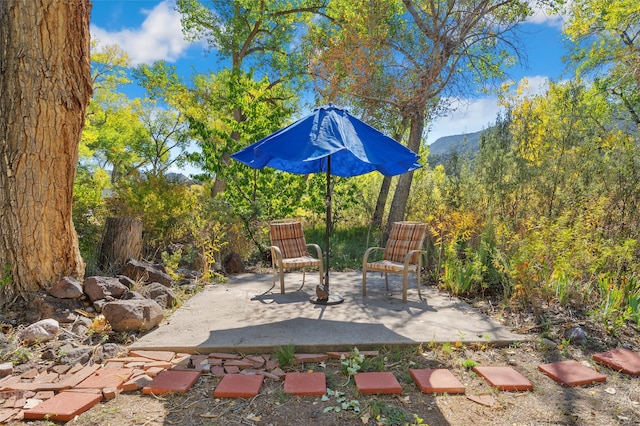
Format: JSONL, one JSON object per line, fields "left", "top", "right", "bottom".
{"left": 268, "top": 219, "right": 323, "bottom": 294}
{"left": 362, "top": 221, "right": 427, "bottom": 302}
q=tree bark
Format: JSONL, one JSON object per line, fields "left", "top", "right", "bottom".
{"left": 387, "top": 110, "right": 425, "bottom": 234}
{"left": 0, "top": 0, "right": 92, "bottom": 306}
{"left": 372, "top": 176, "right": 392, "bottom": 227}
{"left": 98, "top": 218, "right": 143, "bottom": 272}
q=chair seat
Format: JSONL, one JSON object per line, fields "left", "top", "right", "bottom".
{"left": 365, "top": 260, "right": 418, "bottom": 273}
{"left": 281, "top": 256, "right": 322, "bottom": 269}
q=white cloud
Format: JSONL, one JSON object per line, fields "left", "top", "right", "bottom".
{"left": 518, "top": 75, "right": 552, "bottom": 96}
{"left": 426, "top": 97, "right": 500, "bottom": 144}
{"left": 526, "top": 0, "right": 571, "bottom": 28}
{"left": 90, "top": 1, "right": 191, "bottom": 66}
{"left": 426, "top": 76, "right": 552, "bottom": 143}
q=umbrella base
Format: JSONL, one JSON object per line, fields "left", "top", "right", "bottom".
{"left": 309, "top": 294, "right": 344, "bottom": 305}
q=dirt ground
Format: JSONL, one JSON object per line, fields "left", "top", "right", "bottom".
{"left": 7, "top": 295, "right": 640, "bottom": 426}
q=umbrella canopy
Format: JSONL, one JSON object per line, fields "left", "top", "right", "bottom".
{"left": 231, "top": 104, "right": 421, "bottom": 303}
{"left": 232, "top": 104, "right": 421, "bottom": 177}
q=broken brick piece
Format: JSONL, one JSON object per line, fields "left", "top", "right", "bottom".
{"left": 102, "top": 387, "right": 119, "bottom": 400}
{"left": 122, "top": 374, "right": 153, "bottom": 392}
{"left": 128, "top": 350, "right": 175, "bottom": 362}
{"left": 294, "top": 354, "right": 328, "bottom": 363}
{"left": 224, "top": 359, "right": 254, "bottom": 369}
{"left": 76, "top": 368, "right": 134, "bottom": 390}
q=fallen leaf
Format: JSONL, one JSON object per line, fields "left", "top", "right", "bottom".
{"left": 604, "top": 387, "right": 616, "bottom": 395}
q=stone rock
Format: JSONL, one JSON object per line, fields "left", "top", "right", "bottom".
{"left": 176, "top": 268, "right": 202, "bottom": 279}
{"left": 71, "top": 322, "right": 89, "bottom": 339}
{"left": 142, "top": 282, "right": 177, "bottom": 308}
{"left": 102, "top": 299, "right": 164, "bottom": 332}
{"left": 539, "top": 338, "right": 558, "bottom": 350}
{"left": 93, "top": 299, "right": 108, "bottom": 313}
{"left": 567, "top": 326, "right": 588, "bottom": 346}
{"left": 83, "top": 276, "right": 128, "bottom": 302}
{"left": 98, "top": 343, "right": 121, "bottom": 361}
{"left": 30, "top": 293, "right": 84, "bottom": 324}
{"left": 121, "top": 259, "right": 173, "bottom": 286}
{"left": 0, "top": 362, "right": 13, "bottom": 377}
{"left": 19, "top": 318, "right": 60, "bottom": 344}
{"left": 117, "top": 275, "right": 136, "bottom": 289}
{"left": 177, "top": 280, "right": 198, "bottom": 293}
{"left": 120, "top": 290, "right": 146, "bottom": 300}
{"left": 60, "top": 346, "right": 92, "bottom": 365}
{"left": 223, "top": 252, "right": 244, "bottom": 274}
{"left": 48, "top": 277, "right": 83, "bottom": 299}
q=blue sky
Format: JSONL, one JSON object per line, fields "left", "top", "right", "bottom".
{"left": 90, "top": 0, "right": 570, "bottom": 146}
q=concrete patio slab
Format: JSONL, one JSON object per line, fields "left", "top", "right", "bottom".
{"left": 130, "top": 272, "right": 527, "bottom": 354}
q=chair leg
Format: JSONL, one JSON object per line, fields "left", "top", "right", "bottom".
{"left": 362, "top": 269, "right": 367, "bottom": 296}
{"left": 385, "top": 273, "right": 389, "bottom": 292}
{"left": 279, "top": 267, "right": 285, "bottom": 294}
{"left": 302, "top": 269, "right": 306, "bottom": 285}
{"left": 402, "top": 268, "right": 409, "bottom": 302}
{"left": 416, "top": 258, "right": 422, "bottom": 300}
{"left": 319, "top": 267, "right": 323, "bottom": 287}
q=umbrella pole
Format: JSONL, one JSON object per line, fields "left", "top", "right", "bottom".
{"left": 310, "top": 156, "right": 343, "bottom": 305}
{"left": 325, "top": 157, "right": 331, "bottom": 292}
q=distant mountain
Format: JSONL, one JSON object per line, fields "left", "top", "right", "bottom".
{"left": 166, "top": 172, "right": 200, "bottom": 185}
{"left": 427, "top": 129, "right": 486, "bottom": 167}
{"left": 429, "top": 129, "right": 484, "bottom": 155}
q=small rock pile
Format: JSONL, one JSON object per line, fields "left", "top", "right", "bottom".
{"left": 0, "top": 259, "right": 203, "bottom": 422}
{"left": 1, "top": 258, "right": 201, "bottom": 373}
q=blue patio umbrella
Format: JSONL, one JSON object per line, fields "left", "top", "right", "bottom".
{"left": 232, "top": 104, "right": 421, "bottom": 303}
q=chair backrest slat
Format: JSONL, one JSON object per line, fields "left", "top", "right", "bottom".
{"left": 384, "top": 221, "right": 426, "bottom": 263}
{"left": 270, "top": 220, "right": 309, "bottom": 259}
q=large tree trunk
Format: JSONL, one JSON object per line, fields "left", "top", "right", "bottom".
{"left": 387, "top": 110, "right": 425, "bottom": 234}
{"left": 98, "top": 218, "right": 143, "bottom": 272}
{"left": 372, "top": 176, "right": 392, "bottom": 227}
{"left": 372, "top": 124, "right": 408, "bottom": 227}
{"left": 0, "top": 0, "right": 92, "bottom": 307}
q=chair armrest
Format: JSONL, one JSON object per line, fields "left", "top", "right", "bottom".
{"left": 363, "top": 247, "right": 385, "bottom": 265}
{"left": 267, "top": 245, "right": 283, "bottom": 264}
{"left": 306, "top": 243, "right": 323, "bottom": 260}
{"left": 403, "top": 249, "right": 428, "bottom": 267}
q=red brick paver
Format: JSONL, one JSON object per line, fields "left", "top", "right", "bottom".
{"left": 213, "top": 374, "right": 264, "bottom": 398}
{"left": 22, "top": 391, "right": 102, "bottom": 421}
{"left": 473, "top": 366, "right": 533, "bottom": 391}
{"left": 592, "top": 348, "right": 640, "bottom": 376}
{"left": 284, "top": 372, "right": 326, "bottom": 396}
{"left": 410, "top": 369, "right": 465, "bottom": 394}
{"left": 538, "top": 360, "right": 607, "bottom": 387}
{"left": 142, "top": 370, "right": 201, "bottom": 395}
{"left": 354, "top": 372, "right": 402, "bottom": 394}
